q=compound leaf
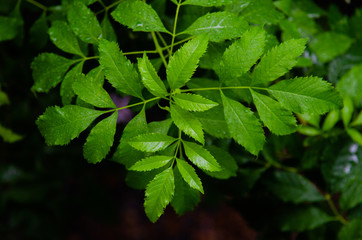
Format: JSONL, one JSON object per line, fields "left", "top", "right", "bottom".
{"left": 221, "top": 92, "right": 265, "bottom": 155}
{"left": 130, "top": 156, "right": 173, "bottom": 171}
{"left": 128, "top": 133, "right": 176, "bottom": 152}
{"left": 251, "top": 90, "right": 297, "bottom": 135}
{"left": 183, "top": 12, "right": 248, "bottom": 42}
{"left": 176, "top": 159, "right": 204, "bottom": 193}
{"left": 83, "top": 112, "right": 118, "bottom": 163}
{"left": 170, "top": 104, "right": 204, "bottom": 144}
{"left": 73, "top": 74, "right": 115, "bottom": 108}
{"left": 36, "top": 105, "right": 103, "bottom": 146}
{"left": 167, "top": 35, "right": 208, "bottom": 90}
{"left": 252, "top": 38, "right": 307, "bottom": 85}
{"left": 111, "top": 0, "right": 169, "bottom": 33}
{"left": 145, "top": 168, "right": 175, "bottom": 223}
{"left": 138, "top": 53, "right": 168, "bottom": 97}
{"left": 173, "top": 93, "right": 218, "bottom": 112}
{"left": 268, "top": 76, "right": 343, "bottom": 114}
{"left": 183, "top": 141, "right": 220, "bottom": 172}
{"left": 99, "top": 39, "right": 143, "bottom": 99}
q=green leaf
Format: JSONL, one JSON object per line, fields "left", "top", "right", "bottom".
{"left": 183, "top": 12, "right": 248, "bottom": 42}
{"left": 268, "top": 77, "right": 343, "bottom": 114}
{"left": 203, "top": 146, "right": 238, "bottom": 179}
{"left": 265, "top": 171, "right": 325, "bottom": 203}
{"left": 73, "top": 74, "right": 115, "bottom": 108}
{"left": 0, "top": 90, "right": 9, "bottom": 106}
{"left": 322, "top": 110, "right": 340, "bottom": 131}
{"left": 182, "top": 0, "right": 233, "bottom": 6}
{"left": 111, "top": 0, "right": 169, "bottom": 33}
{"left": 221, "top": 92, "right": 265, "bottom": 155}
{"left": 252, "top": 38, "right": 307, "bottom": 85}
{"left": 83, "top": 112, "right": 117, "bottom": 163}
{"left": 101, "top": 14, "right": 117, "bottom": 42}
{"left": 0, "top": 16, "right": 18, "bottom": 41}
{"left": 29, "top": 12, "right": 48, "bottom": 49}
{"left": 337, "top": 64, "right": 362, "bottom": 106}
{"left": 60, "top": 62, "right": 83, "bottom": 105}
{"left": 31, "top": 53, "right": 74, "bottom": 93}
{"left": 217, "top": 27, "right": 266, "bottom": 81}
{"left": 128, "top": 133, "right": 176, "bottom": 152}
{"left": 0, "top": 124, "right": 23, "bottom": 143}
{"left": 351, "top": 111, "right": 362, "bottom": 127}
{"left": 242, "top": 0, "right": 284, "bottom": 25}
{"left": 342, "top": 96, "right": 354, "bottom": 127}
{"left": 338, "top": 219, "right": 362, "bottom": 240}
{"left": 194, "top": 106, "right": 230, "bottom": 139}
{"left": 36, "top": 105, "right": 103, "bottom": 146}
{"left": 279, "top": 206, "right": 334, "bottom": 232}
{"left": 251, "top": 90, "right": 297, "bottom": 135}
{"left": 171, "top": 167, "right": 200, "bottom": 215}
{"left": 170, "top": 104, "right": 204, "bottom": 144}
{"left": 183, "top": 141, "right": 220, "bottom": 172}
{"left": 67, "top": 2, "right": 102, "bottom": 44}
{"left": 173, "top": 93, "right": 218, "bottom": 112}
{"left": 148, "top": 119, "right": 173, "bottom": 135}
{"left": 144, "top": 168, "right": 175, "bottom": 223}
{"left": 167, "top": 35, "right": 208, "bottom": 90}
{"left": 130, "top": 156, "right": 173, "bottom": 171}
{"left": 347, "top": 128, "right": 362, "bottom": 145}
{"left": 99, "top": 39, "right": 143, "bottom": 99}
{"left": 138, "top": 53, "right": 167, "bottom": 97}
{"left": 309, "top": 32, "right": 353, "bottom": 63}
{"left": 176, "top": 159, "right": 204, "bottom": 193}
{"left": 48, "top": 21, "right": 84, "bottom": 56}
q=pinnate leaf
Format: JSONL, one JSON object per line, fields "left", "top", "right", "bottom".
{"left": 73, "top": 74, "right": 115, "bottom": 108}
{"left": 48, "top": 21, "right": 84, "bottom": 56}
{"left": 173, "top": 93, "right": 218, "bottom": 112}
{"left": 67, "top": 2, "right": 102, "bottom": 44}
{"left": 138, "top": 53, "right": 167, "bottom": 97}
{"left": 183, "top": 12, "right": 248, "bottom": 42}
{"left": 170, "top": 104, "right": 204, "bottom": 144}
{"left": 176, "top": 159, "right": 204, "bottom": 193}
{"left": 167, "top": 35, "right": 208, "bottom": 90}
{"left": 128, "top": 133, "right": 176, "bottom": 152}
{"left": 268, "top": 76, "right": 343, "bottom": 114}
{"left": 183, "top": 141, "right": 220, "bottom": 172}
{"left": 145, "top": 168, "right": 175, "bottom": 223}
{"left": 83, "top": 112, "right": 118, "bottom": 163}
{"left": 99, "top": 39, "right": 143, "bottom": 99}
{"left": 31, "top": 53, "right": 74, "bottom": 92}
{"left": 221, "top": 92, "right": 265, "bottom": 155}
{"left": 130, "top": 156, "right": 173, "bottom": 171}
{"left": 111, "top": 0, "right": 169, "bottom": 33}
{"left": 251, "top": 90, "right": 297, "bottom": 135}
{"left": 36, "top": 105, "right": 103, "bottom": 146}
{"left": 252, "top": 38, "right": 307, "bottom": 85}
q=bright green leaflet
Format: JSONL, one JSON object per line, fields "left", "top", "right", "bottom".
{"left": 217, "top": 27, "right": 265, "bottom": 81}
{"left": 170, "top": 104, "right": 204, "bottom": 144}
{"left": 111, "top": 0, "right": 169, "bottom": 33}
{"left": 183, "top": 12, "right": 248, "bottom": 42}
{"left": 48, "top": 21, "right": 84, "bottom": 56}
{"left": 0, "top": 16, "right": 18, "bottom": 42}
{"left": 264, "top": 171, "right": 325, "bottom": 204}
{"left": 268, "top": 77, "right": 343, "bottom": 114}
{"left": 73, "top": 74, "right": 115, "bottom": 108}
{"left": 36, "top": 105, "right": 103, "bottom": 146}
{"left": 128, "top": 133, "right": 177, "bottom": 152}
{"left": 83, "top": 112, "right": 118, "bottom": 164}
{"left": 99, "top": 39, "right": 143, "bottom": 99}
{"left": 242, "top": 0, "right": 284, "bottom": 25}
{"left": 148, "top": 119, "right": 173, "bottom": 135}
{"left": 347, "top": 128, "right": 362, "bottom": 145}
{"left": 138, "top": 53, "right": 168, "bottom": 98}
{"left": 31, "top": 53, "right": 75, "bottom": 93}
{"left": 60, "top": 62, "right": 84, "bottom": 105}
{"left": 342, "top": 96, "right": 354, "bottom": 127}
{"left": 221, "top": 92, "right": 265, "bottom": 156}
{"left": 172, "top": 93, "right": 218, "bottom": 112}
{"left": 130, "top": 156, "right": 174, "bottom": 171}
{"left": 183, "top": 141, "right": 220, "bottom": 172}
{"left": 0, "top": 124, "right": 23, "bottom": 143}
{"left": 182, "top": 0, "right": 233, "bottom": 7}
{"left": 144, "top": 168, "right": 175, "bottom": 223}
{"left": 252, "top": 38, "right": 307, "bottom": 86}
{"left": 167, "top": 35, "right": 208, "bottom": 90}
{"left": 251, "top": 90, "right": 297, "bottom": 135}
{"left": 176, "top": 159, "right": 204, "bottom": 194}
{"left": 67, "top": 2, "right": 102, "bottom": 44}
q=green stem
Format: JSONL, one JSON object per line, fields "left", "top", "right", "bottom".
{"left": 123, "top": 50, "right": 158, "bottom": 56}
{"left": 169, "top": 0, "right": 182, "bottom": 59}
{"left": 156, "top": 32, "right": 171, "bottom": 55}
{"left": 96, "top": 0, "right": 122, "bottom": 15}
{"left": 103, "top": 96, "right": 161, "bottom": 114}
{"left": 325, "top": 194, "right": 348, "bottom": 225}
{"left": 182, "top": 86, "right": 267, "bottom": 92}
{"left": 26, "top": 0, "right": 47, "bottom": 11}
{"left": 151, "top": 31, "right": 168, "bottom": 67}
